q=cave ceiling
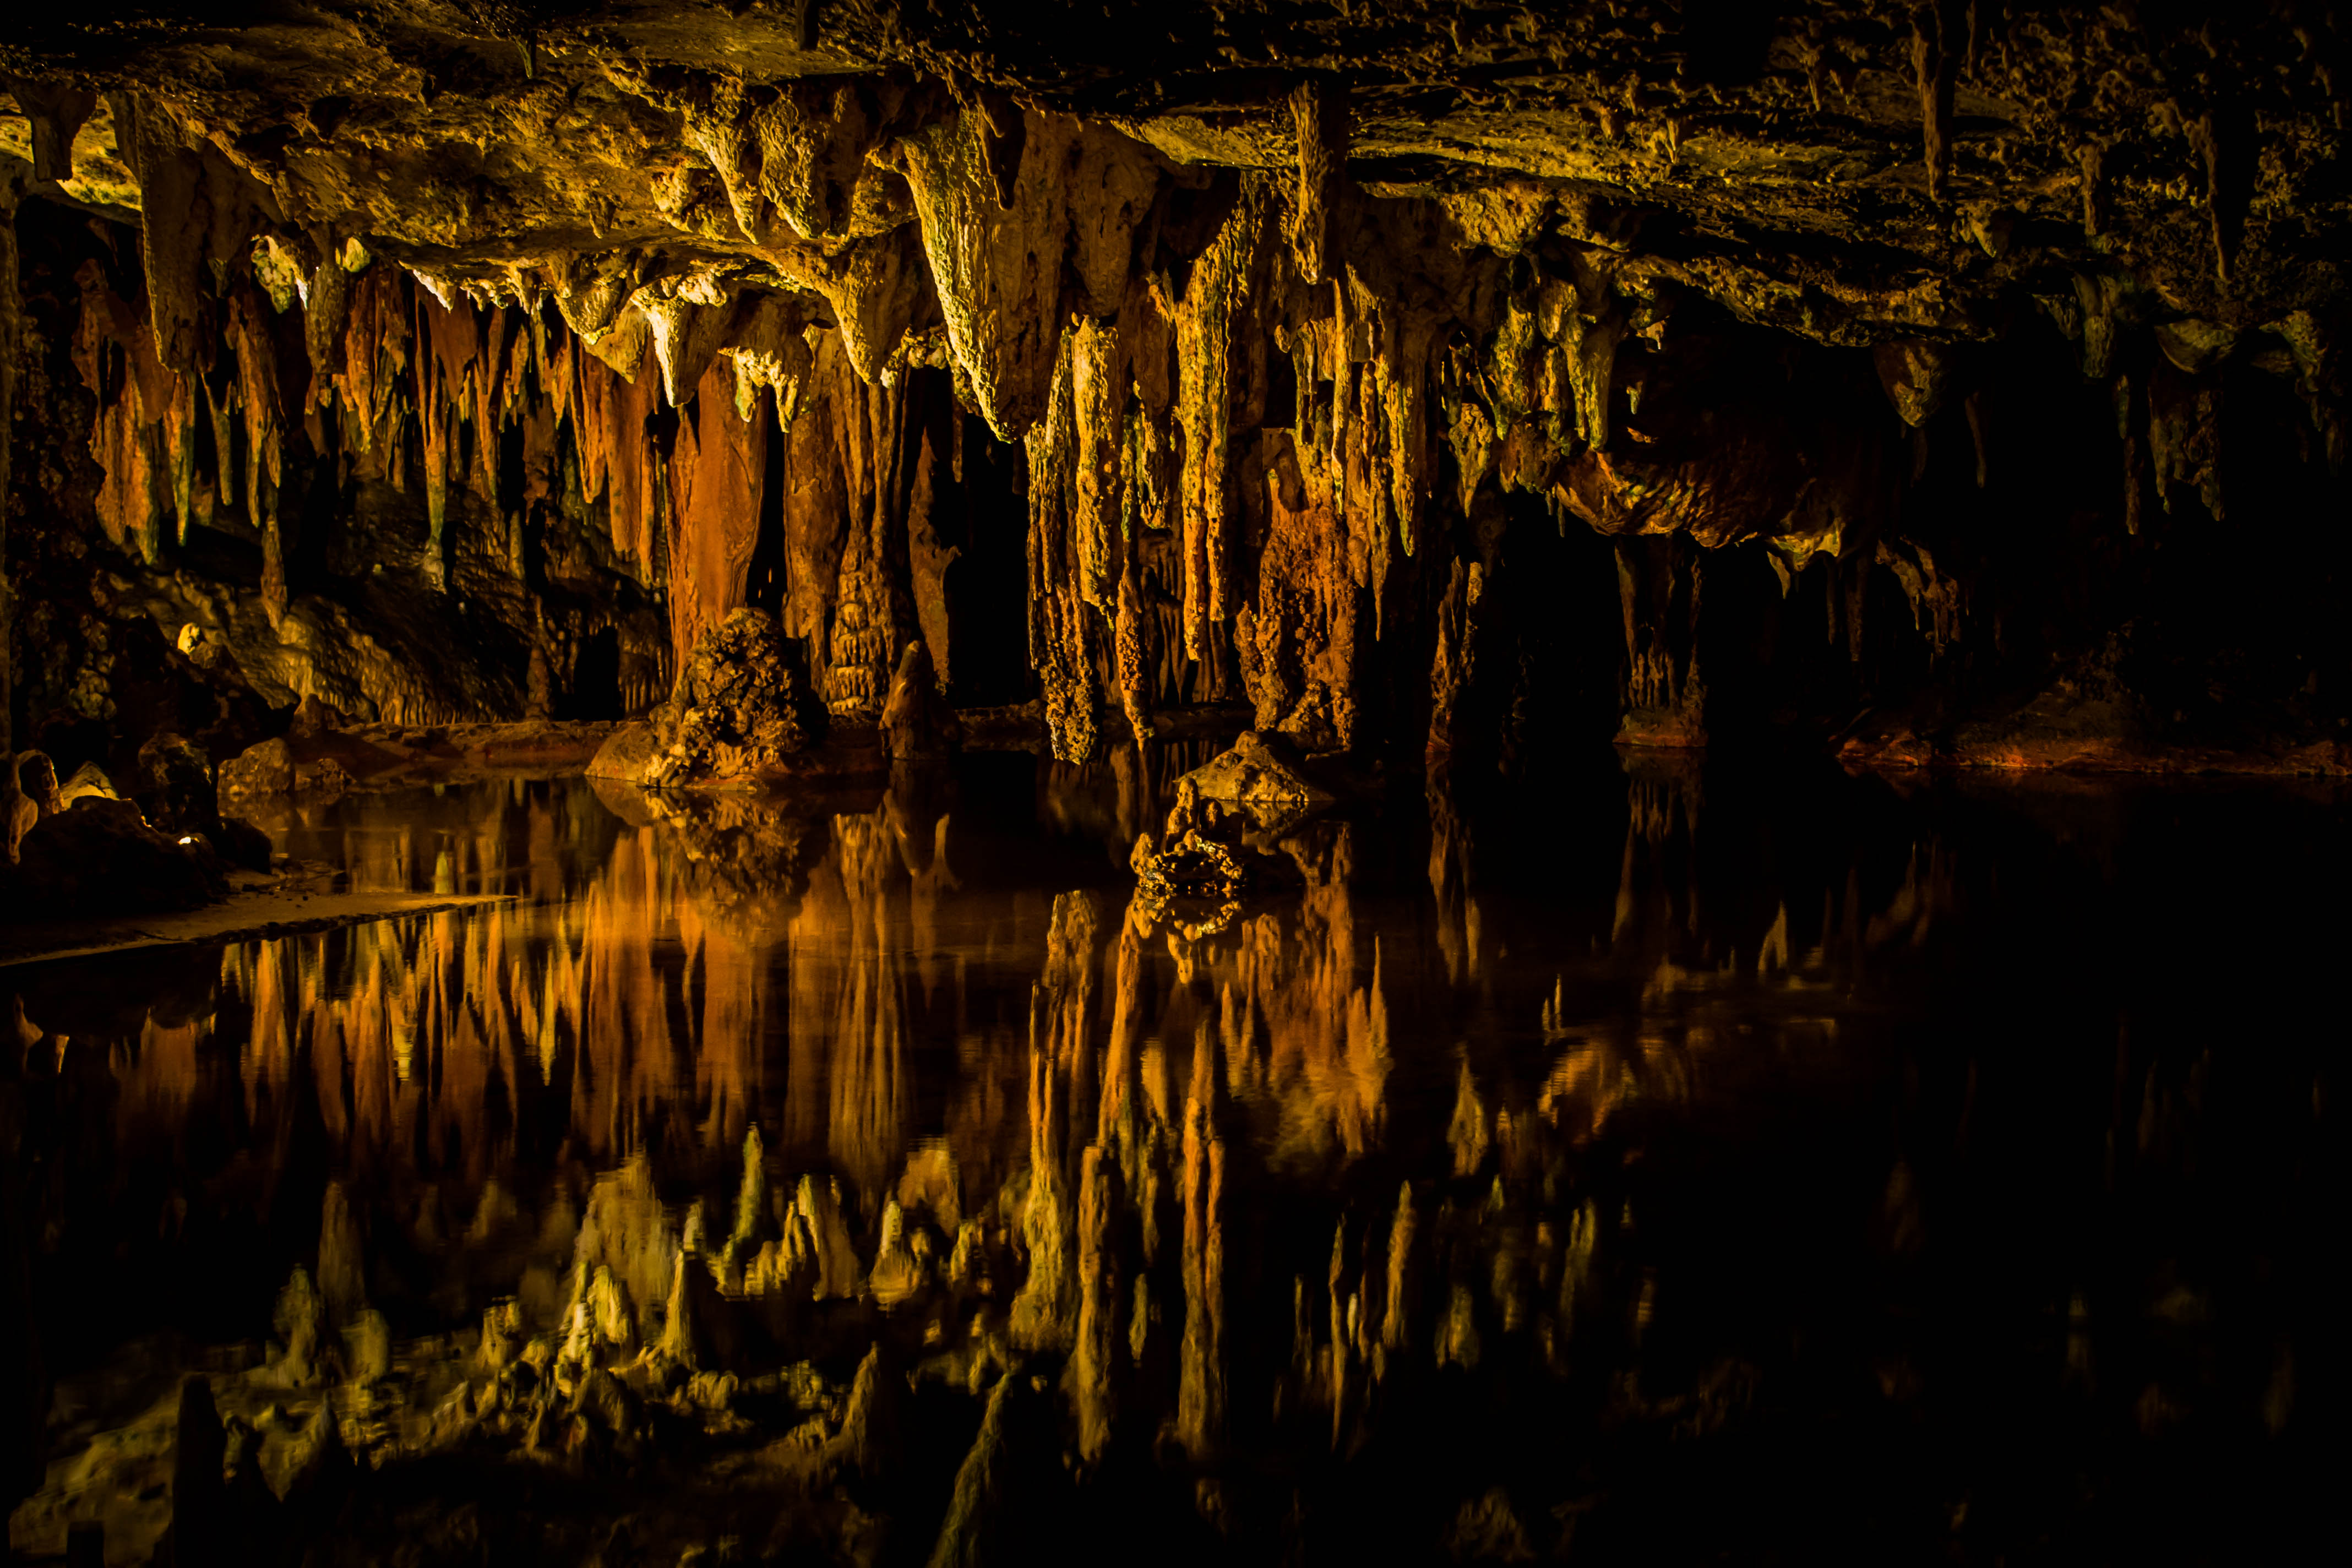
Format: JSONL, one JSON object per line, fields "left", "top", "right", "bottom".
{"left": 4, "top": 2, "right": 2343, "bottom": 355}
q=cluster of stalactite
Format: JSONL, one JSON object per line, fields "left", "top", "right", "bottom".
{"left": 47, "top": 74, "right": 2350, "bottom": 756}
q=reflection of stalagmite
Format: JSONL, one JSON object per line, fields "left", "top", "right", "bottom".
{"left": 928, "top": 1366, "right": 1017, "bottom": 1568}
{"left": 317, "top": 1182, "right": 368, "bottom": 1325}
{"left": 868, "top": 1200, "right": 922, "bottom": 1306}
{"left": 1447, "top": 1059, "right": 1491, "bottom": 1178}
{"left": 796, "top": 1175, "right": 864, "bottom": 1300}
{"left": 572, "top": 1157, "right": 678, "bottom": 1344}
{"left": 1381, "top": 1182, "right": 1417, "bottom": 1359}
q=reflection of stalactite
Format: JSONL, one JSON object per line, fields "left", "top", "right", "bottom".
{"left": 1175, "top": 1035, "right": 1225, "bottom": 1460}
{"left": 1216, "top": 826, "right": 1391, "bottom": 1167}
{"left": 1069, "top": 1142, "right": 1117, "bottom": 1462}
{"left": 1009, "top": 892, "right": 1099, "bottom": 1349}
{"left": 1427, "top": 777, "right": 1481, "bottom": 987}
{"left": 825, "top": 810, "right": 908, "bottom": 1199}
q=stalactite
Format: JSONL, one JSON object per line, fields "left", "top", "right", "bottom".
{"left": 666, "top": 361, "right": 770, "bottom": 677}
{"left": 225, "top": 283, "right": 287, "bottom": 616}
{"left": 721, "top": 294, "right": 814, "bottom": 428}
{"left": 1070, "top": 313, "right": 1127, "bottom": 616}
{"left": 1177, "top": 175, "right": 1273, "bottom": 668}
{"left": 1428, "top": 556, "right": 1479, "bottom": 758}
{"left": 1912, "top": 1, "right": 1964, "bottom": 205}
{"left": 70, "top": 265, "right": 171, "bottom": 562}
{"left": 111, "top": 95, "right": 208, "bottom": 379}
{"left": 304, "top": 232, "right": 353, "bottom": 413}
{"left": 1557, "top": 251, "right": 1628, "bottom": 454}
{"left": 2147, "top": 358, "right": 2225, "bottom": 519}
{"left": 892, "top": 104, "right": 1078, "bottom": 437}
{"left": 333, "top": 262, "right": 411, "bottom": 466}
{"left": 750, "top": 78, "right": 906, "bottom": 247}
{"left": 1286, "top": 79, "right": 1348, "bottom": 287}
{"left": 1240, "top": 433, "right": 1358, "bottom": 750}
{"left": 1027, "top": 337, "right": 1100, "bottom": 763}
{"left": 414, "top": 289, "right": 493, "bottom": 585}
{"left": 778, "top": 332, "right": 856, "bottom": 678}
{"left": 818, "top": 344, "right": 919, "bottom": 717}
{"left": 639, "top": 288, "right": 738, "bottom": 408}
{"left": 8, "top": 78, "right": 95, "bottom": 183}
{"left": 576, "top": 333, "right": 661, "bottom": 573}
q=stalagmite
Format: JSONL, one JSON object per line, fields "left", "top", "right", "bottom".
{"left": 797, "top": 1174, "right": 865, "bottom": 1300}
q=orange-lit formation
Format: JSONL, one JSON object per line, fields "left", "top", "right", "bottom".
{"left": 0, "top": 5, "right": 2341, "bottom": 1561}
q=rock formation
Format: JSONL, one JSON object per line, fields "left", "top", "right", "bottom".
{"left": 0, "top": 2, "right": 2341, "bottom": 792}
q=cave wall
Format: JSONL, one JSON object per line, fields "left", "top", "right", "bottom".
{"left": 3, "top": 2, "right": 2349, "bottom": 785}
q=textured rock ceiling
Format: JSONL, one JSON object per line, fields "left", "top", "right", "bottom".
{"left": 4, "top": 3, "right": 2346, "bottom": 772}
{"left": 6, "top": 1, "right": 2344, "bottom": 344}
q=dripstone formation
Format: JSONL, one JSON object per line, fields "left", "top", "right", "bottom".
{"left": 2, "top": 2, "right": 2349, "bottom": 824}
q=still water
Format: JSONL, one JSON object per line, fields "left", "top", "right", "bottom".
{"left": 4, "top": 752, "right": 2335, "bottom": 1564}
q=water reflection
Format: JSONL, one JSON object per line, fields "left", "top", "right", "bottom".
{"left": 4, "top": 755, "right": 2335, "bottom": 1564}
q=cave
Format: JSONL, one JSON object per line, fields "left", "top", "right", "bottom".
{"left": 0, "top": 4, "right": 2337, "bottom": 1563}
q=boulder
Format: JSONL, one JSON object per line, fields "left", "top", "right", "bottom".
{"left": 217, "top": 736, "right": 351, "bottom": 802}
{"left": 584, "top": 722, "right": 663, "bottom": 785}
{"left": 219, "top": 737, "right": 295, "bottom": 800}
{"left": 14, "top": 752, "right": 59, "bottom": 817}
{"left": 4, "top": 794, "right": 30, "bottom": 864}
{"left": 208, "top": 816, "right": 276, "bottom": 873}
{"left": 129, "top": 733, "right": 218, "bottom": 836}
{"left": 13, "top": 796, "right": 225, "bottom": 914}
{"left": 55, "top": 761, "right": 118, "bottom": 808}
{"left": 1174, "top": 729, "right": 1335, "bottom": 813}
